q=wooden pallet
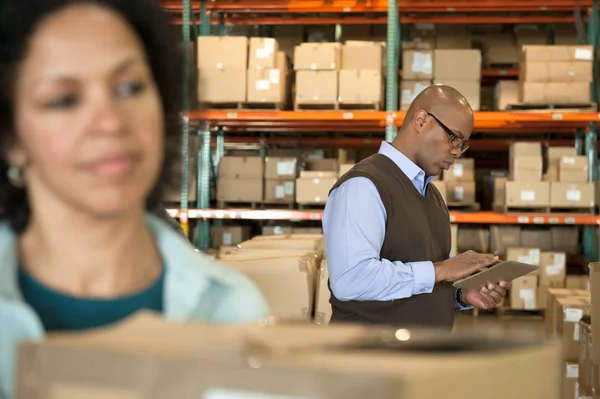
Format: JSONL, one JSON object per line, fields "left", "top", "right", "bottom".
{"left": 506, "top": 102, "right": 597, "bottom": 113}
{"left": 447, "top": 202, "right": 481, "bottom": 212}
{"left": 243, "top": 102, "right": 286, "bottom": 110}
{"left": 216, "top": 200, "right": 263, "bottom": 209}
{"left": 297, "top": 203, "right": 327, "bottom": 210}
{"left": 503, "top": 206, "right": 551, "bottom": 214}
{"left": 337, "top": 101, "right": 382, "bottom": 111}
{"left": 200, "top": 102, "right": 244, "bottom": 110}
{"left": 548, "top": 207, "right": 595, "bottom": 215}
{"left": 294, "top": 102, "right": 339, "bottom": 111}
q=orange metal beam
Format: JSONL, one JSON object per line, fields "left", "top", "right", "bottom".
{"left": 166, "top": 208, "right": 600, "bottom": 225}
{"left": 163, "top": 0, "right": 593, "bottom": 13}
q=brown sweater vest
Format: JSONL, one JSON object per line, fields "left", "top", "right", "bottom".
{"left": 328, "top": 153, "right": 454, "bottom": 329}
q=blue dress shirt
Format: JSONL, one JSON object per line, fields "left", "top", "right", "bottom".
{"left": 323, "top": 141, "right": 471, "bottom": 310}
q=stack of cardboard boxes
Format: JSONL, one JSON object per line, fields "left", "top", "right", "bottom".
{"left": 433, "top": 49, "right": 482, "bottom": 111}
{"left": 246, "top": 38, "right": 289, "bottom": 106}
{"left": 338, "top": 41, "right": 384, "bottom": 109}
{"left": 217, "top": 156, "right": 264, "bottom": 204}
{"left": 400, "top": 42, "right": 434, "bottom": 110}
{"left": 439, "top": 158, "right": 477, "bottom": 206}
{"left": 504, "top": 142, "right": 549, "bottom": 211}
{"left": 294, "top": 43, "right": 341, "bottom": 108}
{"left": 296, "top": 159, "right": 339, "bottom": 205}
{"left": 545, "top": 147, "right": 595, "bottom": 210}
{"left": 264, "top": 156, "right": 298, "bottom": 204}
{"left": 519, "top": 45, "right": 594, "bottom": 104}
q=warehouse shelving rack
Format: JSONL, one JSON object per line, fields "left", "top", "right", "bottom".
{"left": 170, "top": 0, "right": 600, "bottom": 258}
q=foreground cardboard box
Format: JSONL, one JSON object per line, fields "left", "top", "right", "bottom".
{"left": 550, "top": 182, "right": 595, "bottom": 208}
{"left": 210, "top": 226, "right": 252, "bottom": 248}
{"left": 17, "top": 313, "right": 562, "bottom": 399}
{"left": 578, "top": 317, "right": 599, "bottom": 398}
{"left": 505, "top": 181, "right": 550, "bottom": 208}
{"left": 544, "top": 288, "right": 589, "bottom": 337}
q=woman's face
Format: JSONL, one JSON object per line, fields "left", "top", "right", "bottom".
{"left": 9, "top": 4, "right": 164, "bottom": 218}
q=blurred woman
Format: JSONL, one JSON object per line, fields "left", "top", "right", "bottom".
{"left": 0, "top": 1, "right": 269, "bottom": 397}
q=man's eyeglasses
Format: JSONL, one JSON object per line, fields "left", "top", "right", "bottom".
{"left": 427, "top": 112, "right": 469, "bottom": 154}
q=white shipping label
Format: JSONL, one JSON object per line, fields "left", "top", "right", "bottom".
{"left": 518, "top": 255, "right": 533, "bottom": 264}
{"left": 310, "top": 63, "right": 317, "bottom": 70}
{"left": 255, "top": 48, "right": 270, "bottom": 59}
{"left": 412, "top": 52, "right": 433, "bottom": 74}
{"left": 273, "top": 226, "right": 284, "bottom": 235}
{"left": 564, "top": 308, "right": 584, "bottom": 322}
{"left": 519, "top": 289, "right": 535, "bottom": 310}
{"left": 564, "top": 157, "right": 576, "bottom": 164}
{"left": 566, "top": 364, "right": 579, "bottom": 379}
{"left": 546, "top": 265, "right": 562, "bottom": 276}
{"left": 520, "top": 189, "right": 535, "bottom": 201}
{"left": 575, "top": 47, "right": 593, "bottom": 60}
{"left": 222, "top": 232, "right": 232, "bottom": 246}
{"left": 277, "top": 161, "right": 295, "bottom": 176}
{"left": 268, "top": 69, "right": 280, "bottom": 83}
{"left": 554, "top": 253, "right": 566, "bottom": 266}
{"left": 264, "top": 40, "right": 275, "bottom": 52}
{"left": 284, "top": 181, "right": 295, "bottom": 195}
{"left": 529, "top": 249, "right": 540, "bottom": 265}
{"left": 454, "top": 186, "right": 464, "bottom": 200}
{"left": 453, "top": 163, "right": 464, "bottom": 177}
{"left": 401, "top": 89, "right": 414, "bottom": 104}
{"left": 567, "top": 189, "right": 581, "bottom": 202}
{"left": 275, "top": 185, "right": 285, "bottom": 199}
{"left": 574, "top": 323, "right": 580, "bottom": 341}
{"left": 203, "top": 390, "right": 314, "bottom": 399}
{"left": 255, "top": 80, "right": 270, "bottom": 91}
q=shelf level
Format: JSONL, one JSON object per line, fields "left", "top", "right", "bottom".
{"left": 189, "top": 110, "right": 600, "bottom": 133}
{"left": 166, "top": 209, "right": 600, "bottom": 225}
{"left": 163, "top": 0, "right": 593, "bottom": 13}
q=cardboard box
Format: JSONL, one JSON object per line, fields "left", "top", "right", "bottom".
{"left": 198, "top": 68, "right": 247, "bottom": 103}
{"left": 402, "top": 50, "right": 433, "bottom": 80}
{"left": 549, "top": 146, "right": 578, "bottom": 161}
{"left": 217, "top": 178, "right": 263, "bottom": 203}
{"left": 338, "top": 70, "right": 383, "bottom": 104}
{"left": 505, "top": 181, "right": 550, "bottom": 207}
{"left": 489, "top": 226, "right": 521, "bottom": 256}
{"left": 450, "top": 224, "right": 458, "bottom": 257}
{"left": 339, "top": 163, "right": 354, "bottom": 176}
{"left": 539, "top": 252, "right": 567, "bottom": 288}
{"left": 294, "top": 43, "right": 341, "bottom": 70}
{"left": 566, "top": 276, "right": 590, "bottom": 291}
{"left": 556, "top": 296, "right": 591, "bottom": 361}
{"left": 432, "top": 80, "right": 480, "bottom": 111}
{"left": 247, "top": 68, "right": 288, "bottom": 104}
{"left": 16, "top": 313, "right": 564, "bottom": 399}
{"left": 264, "top": 157, "right": 298, "bottom": 179}
{"left": 342, "top": 42, "right": 383, "bottom": 70}
{"left": 457, "top": 227, "right": 489, "bottom": 253}
{"left": 430, "top": 180, "right": 446, "bottom": 199}
{"left": 485, "top": 43, "right": 519, "bottom": 65}
{"left": 211, "top": 226, "right": 252, "bottom": 247}
{"left": 306, "top": 159, "right": 339, "bottom": 172}
{"left": 296, "top": 177, "right": 337, "bottom": 204}
{"left": 445, "top": 181, "right": 476, "bottom": 205}
{"left": 249, "top": 37, "right": 279, "bottom": 69}
{"left": 590, "top": 263, "right": 600, "bottom": 366}
{"left": 433, "top": 49, "right": 482, "bottom": 80}
{"left": 521, "top": 45, "right": 594, "bottom": 62}
{"left": 400, "top": 80, "right": 431, "bottom": 110}
{"left": 197, "top": 36, "right": 248, "bottom": 69}
{"left": 564, "top": 362, "right": 579, "bottom": 399}
{"left": 551, "top": 226, "right": 580, "bottom": 254}
{"left": 521, "top": 229, "right": 552, "bottom": 252}
{"left": 443, "top": 158, "right": 475, "bottom": 181}
{"left": 295, "top": 71, "right": 338, "bottom": 104}
{"left": 495, "top": 80, "right": 519, "bottom": 110}
{"left": 520, "top": 82, "right": 591, "bottom": 104}
{"left": 550, "top": 182, "right": 595, "bottom": 208}
{"left": 521, "top": 61, "right": 593, "bottom": 83}
{"left": 559, "top": 156, "right": 588, "bottom": 183}
{"left": 578, "top": 317, "right": 598, "bottom": 398}
{"left": 435, "top": 29, "right": 471, "bottom": 49}
{"left": 262, "top": 226, "right": 293, "bottom": 236}
{"left": 510, "top": 156, "right": 543, "bottom": 181}
{"left": 300, "top": 171, "right": 338, "bottom": 179}
{"left": 492, "top": 177, "right": 507, "bottom": 207}
{"left": 510, "top": 275, "right": 538, "bottom": 310}
{"left": 545, "top": 288, "right": 590, "bottom": 336}
{"left": 264, "top": 179, "right": 295, "bottom": 203}
{"left": 510, "top": 142, "right": 542, "bottom": 157}
{"left": 219, "top": 156, "right": 264, "bottom": 179}
{"left": 506, "top": 247, "right": 541, "bottom": 265}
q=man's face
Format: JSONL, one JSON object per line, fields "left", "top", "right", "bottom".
{"left": 416, "top": 108, "right": 473, "bottom": 176}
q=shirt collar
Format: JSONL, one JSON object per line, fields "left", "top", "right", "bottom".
{"left": 378, "top": 141, "right": 427, "bottom": 182}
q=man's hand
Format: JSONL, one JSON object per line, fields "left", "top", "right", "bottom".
{"left": 433, "top": 250, "right": 499, "bottom": 283}
{"left": 462, "top": 282, "right": 511, "bottom": 310}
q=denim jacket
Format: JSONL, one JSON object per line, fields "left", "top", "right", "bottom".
{"left": 0, "top": 214, "right": 270, "bottom": 399}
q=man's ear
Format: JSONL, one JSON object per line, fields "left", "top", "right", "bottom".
{"left": 413, "top": 110, "right": 428, "bottom": 134}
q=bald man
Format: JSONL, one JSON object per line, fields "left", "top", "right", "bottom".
{"left": 323, "top": 85, "right": 510, "bottom": 329}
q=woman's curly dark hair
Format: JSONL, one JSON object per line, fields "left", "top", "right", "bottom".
{"left": 0, "top": 0, "right": 185, "bottom": 233}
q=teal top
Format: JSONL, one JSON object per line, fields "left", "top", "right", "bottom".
{"left": 18, "top": 266, "right": 165, "bottom": 332}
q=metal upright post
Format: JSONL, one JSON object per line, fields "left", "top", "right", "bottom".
{"left": 179, "top": 0, "right": 192, "bottom": 236}
{"left": 385, "top": 0, "right": 400, "bottom": 142}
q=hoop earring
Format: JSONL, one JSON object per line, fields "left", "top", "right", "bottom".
{"left": 7, "top": 165, "right": 25, "bottom": 188}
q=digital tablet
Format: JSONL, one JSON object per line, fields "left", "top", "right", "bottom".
{"left": 452, "top": 261, "right": 539, "bottom": 290}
